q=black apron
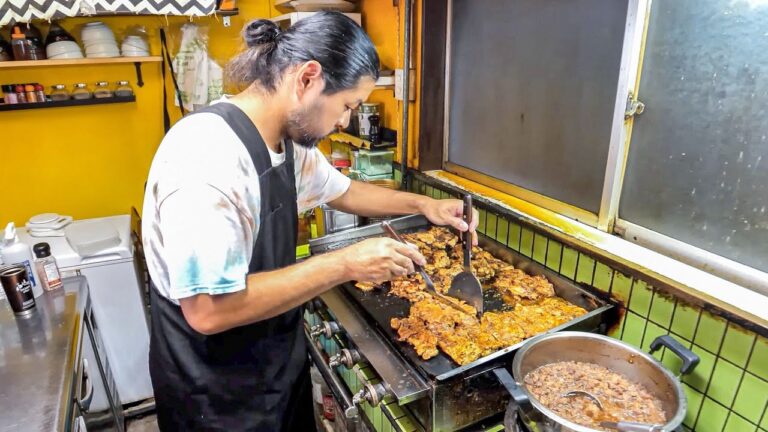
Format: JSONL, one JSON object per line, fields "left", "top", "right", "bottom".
{"left": 148, "top": 103, "right": 313, "bottom": 431}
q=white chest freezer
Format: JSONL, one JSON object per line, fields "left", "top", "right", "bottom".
{"left": 18, "top": 215, "right": 153, "bottom": 409}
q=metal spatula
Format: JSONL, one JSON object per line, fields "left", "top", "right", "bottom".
{"left": 380, "top": 222, "right": 469, "bottom": 316}
{"left": 447, "top": 195, "right": 484, "bottom": 316}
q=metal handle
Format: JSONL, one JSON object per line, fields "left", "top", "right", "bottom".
{"left": 649, "top": 335, "right": 700, "bottom": 376}
{"left": 462, "top": 195, "right": 473, "bottom": 269}
{"left": 78, "top": 359, "right": 94, "bottom": 412}
{"left": 304, "top": 329, "right": 360, "bottom": 423}
{"left": 601, "top": 421, "right": 665, "bottom": 432}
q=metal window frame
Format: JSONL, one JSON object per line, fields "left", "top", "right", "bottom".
{"left": 440, "top": 0, "right": 768, "bottom": 295}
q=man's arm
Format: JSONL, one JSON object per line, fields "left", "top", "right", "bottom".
{"left": 179, "top": 237, "right": 424, "bottom": 335}
{"left": 329, "top": 180, "right": 480, "bottom": 239}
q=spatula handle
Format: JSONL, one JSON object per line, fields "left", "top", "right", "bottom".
{"left": 463, "top": 195, "right": 473, "bottom": 268}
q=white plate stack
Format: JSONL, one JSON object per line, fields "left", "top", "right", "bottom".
{"left": 121, "top": 35, "right": 150, "bottom": 57}
{"left": 82, "top": 22, "right": 120, "bottom": 58}
{"left": 25, "top": 213, "right": 73, "bottom": 237}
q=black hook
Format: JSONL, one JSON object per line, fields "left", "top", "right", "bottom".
{"left": 134, "top": 62, "right": 145, "bottom": 88}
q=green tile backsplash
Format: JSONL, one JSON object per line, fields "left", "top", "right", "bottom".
{"left": 328, "top": 175, "right": 768, "bottom": 432}
{"left": 420, "top": 176, "right": 768, "bottom": 431}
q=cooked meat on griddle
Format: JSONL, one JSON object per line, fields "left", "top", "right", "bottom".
{"left": 347, "top": 226, "right": 588, "bottom": 365}
{"left": 491, "top": 268, "right": 555, "bottom": 306}
{"left": 354, "top": 281, "right": 379, "bottom": 292}
{"left": 510, "top": 297, "right": 587, "bottom": 337}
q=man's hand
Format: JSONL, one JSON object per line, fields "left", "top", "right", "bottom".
{"left": 419, "top": 198, "right": 480, "bottom": 245}
{"left": 340, "top": 238, "right": 426, "bottom": 283}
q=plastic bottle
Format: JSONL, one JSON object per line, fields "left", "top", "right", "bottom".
{"left": 10, "top": 27, "right": 31, "bottom": 61}
{"left": 33, "top": 242, "right": 62, "bottom": 291}
{"left": 1, "top": 222, "right": 42, "bottom": 297}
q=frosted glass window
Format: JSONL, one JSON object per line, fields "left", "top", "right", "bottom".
{"left": 620, "top": 0, "right": 768, "bottom": 272}
{"left": 446, "top": 0, "right": 629, "bottom": 213}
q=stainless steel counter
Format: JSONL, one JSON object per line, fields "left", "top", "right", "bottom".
{"left": 0, "top": 277, "right": 87, "bottom": 432}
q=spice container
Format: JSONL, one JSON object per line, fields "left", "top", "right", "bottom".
{"left": 358, "top": 103, "right": 380, "bottom": 140}
{"left": 15, "top": 84, "right": 28, "bottom": 103}
{"left": 33, "top": 243, "right": 63, "bottom": 291}
{"left": 94, "top": 81, "right": 113, "bottom": 99}
{"left": 11, "top": 28, "right": 33, "bottom": 61}
{"left": 368, "top": 111, "right": 381, "bottom": 144}
{"left": 3, "top": 85, "right": 18, "bottom": 104}
{"left": 24, "top": 84, "right": 37, "bottom": 103}
{"left": 72, "top": 83, "right": 92, "bottom": 100}
{"left": 115, "top": 80, "right": 134, "bottom": 97}
{"left": 34, "top": 84, "right": 46, "bottom": 102}
{"left": 50, "top": 84, "right": 70, "bottom": 101}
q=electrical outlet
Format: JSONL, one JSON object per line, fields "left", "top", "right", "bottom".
{"left": 394, "top": 69, "right": 416, "bottom": 101}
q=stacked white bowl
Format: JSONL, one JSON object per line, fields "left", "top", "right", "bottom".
{"left": 81, "top": 22, "right": 120, "bottom": 58}
{"left": 46, "top": 41, "right": 84, "bottom": 59}
{"left": 121, "top": 35, "right": 150, "bottom": 57}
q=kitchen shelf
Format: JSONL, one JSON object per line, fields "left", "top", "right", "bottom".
{"left": 0, "top": 96, "right": 136, "bottom": 112}
{"left": 375, "top": 75, "right": 395, "bottom": 90}
{"left": 272, "top": 12, "right": 361, "bottom": 26}
{"left": 329, "top": 131, "right": 373, "bottom": 149}
{"left": 0, "top": 56, "right": 161, "bottom": 69}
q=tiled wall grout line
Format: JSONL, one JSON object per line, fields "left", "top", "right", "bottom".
{"left": 639, "top": 288, "right": 658, "bottom": 350}
{"left": 620, "top": 279, "right": 638, "bottom": 341}
{"left": 692, "top": 309, "right": 727, "bottom": 430}
{"left": 723, "top": 334, "right": 761, "bottom": 432}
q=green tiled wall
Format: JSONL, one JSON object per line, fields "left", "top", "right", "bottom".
{"left": 410, "top": 176, "right": 768, "bottom": 432}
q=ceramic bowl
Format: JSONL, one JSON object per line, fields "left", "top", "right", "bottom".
{"left": 46, "top": 40, "right": 82, "bottom": 57}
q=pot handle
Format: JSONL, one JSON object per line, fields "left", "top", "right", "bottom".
{"left": 649, "top": 335, "right": 700, "bottom": 376}
{"left": 493, "top": 368, "right": 532, "bottom": 432}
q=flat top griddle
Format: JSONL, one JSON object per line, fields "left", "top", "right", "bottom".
{"left": 310, "top": 215, "right": 612, "bottom": 382}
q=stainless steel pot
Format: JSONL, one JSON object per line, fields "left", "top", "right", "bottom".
{"left": 494, "top": 332, "right": 699, "bottom": 432}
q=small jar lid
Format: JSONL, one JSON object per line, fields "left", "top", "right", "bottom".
{"left": 33, "top": 242, "right": 52, "bottom": 259}
{"left": 24, "top": 84, "right": 35, "bottom": 91}
{"left": 117, "top": 80, "right": 130, "bottom": 86}
{"left": 52, "top": 84, "right": 66, "bottom": 90}
{"left": 96, "top": 81, "right": 109, "bottom": 87}
{"left": 74, "top": 83, "right": 87, "bottom": 88}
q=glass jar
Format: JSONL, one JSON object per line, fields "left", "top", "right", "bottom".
{"left": 50, "top": 84, "right": 70, "bottom": 101}
{"left": 72, "top": 83, "right": 92, "bottom": 100}
{"left": 94, "top": 81, "right": 113, "bottom": 99}
{"left": 114, "top": 80, "right": 134, "bottom": 98}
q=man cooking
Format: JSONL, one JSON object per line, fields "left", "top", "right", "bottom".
{"left": 142, "top": 12, "right": 478, "bottom": 431}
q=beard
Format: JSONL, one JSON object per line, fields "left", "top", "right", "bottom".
{"left": 285, "top": 100, "right": 332, "bottom": 148}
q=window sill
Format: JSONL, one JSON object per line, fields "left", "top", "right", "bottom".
{"left": 424, "top": 170, "right": 768, "bottom": 331}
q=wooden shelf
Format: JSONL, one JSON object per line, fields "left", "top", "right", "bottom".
{"left": 329, "top": 131, "right": 373, "bottom": 149}
{"left": 375, "top": 75, "right": 395, "bottom": 90}
{"left": 272, "top": 12, "right": 361, "bottom": 26}
{"left": 0, "top": 96, "right": 136, "bottom": 112}
{"left": 0, "top": 56, "right": 161, "bottom": 69}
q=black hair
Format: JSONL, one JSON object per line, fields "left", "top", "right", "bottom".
{"left": 227, "top": 12, "right": 380, "bottom": 94}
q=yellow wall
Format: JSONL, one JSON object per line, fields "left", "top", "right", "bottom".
{"left": 359, "top": 0, "right": 421, "bottom": 168}
{"left": 0, "top": 2, "right": 272, "bottom": 226}
{"left": 1, "top": 0, "right": 419, "bottom": 225}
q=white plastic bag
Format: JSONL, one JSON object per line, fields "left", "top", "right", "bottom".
{"left": 173, "top": 23, "right": 223, "bottom": 112}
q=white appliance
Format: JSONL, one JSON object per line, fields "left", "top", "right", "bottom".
{"left": 18, "top": 215, "right": 153, "bottom": 409}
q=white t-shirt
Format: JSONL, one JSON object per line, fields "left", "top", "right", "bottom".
{"left": 142, "top": 101, "right": 351, "bottom": 303}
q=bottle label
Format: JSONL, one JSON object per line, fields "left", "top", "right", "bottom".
{"left": 44, "top": 262, "right": 62, "bottom": 285}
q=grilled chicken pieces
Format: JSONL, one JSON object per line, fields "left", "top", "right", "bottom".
{"left": 354, "top": 227, "right": 587, "bottom": 365}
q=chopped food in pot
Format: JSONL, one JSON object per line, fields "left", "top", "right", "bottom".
{"left": 524, "top": 361, "right": 667, "bottom": 430}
